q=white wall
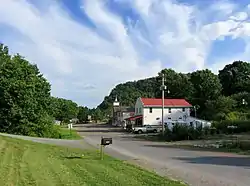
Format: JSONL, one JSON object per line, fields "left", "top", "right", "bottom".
{"left": 143, "top": 107, "right": 191, "bottom": 125}
{"left": 135, "top": 98, "right": 144, "bottom": 115}
{"left": 134, "top": 98, "right": 144, "bottom": 124}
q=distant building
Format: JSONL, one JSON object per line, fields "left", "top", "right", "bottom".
{"left": 54, "top": 120, "right": 61, "bottom": 125}
{"left": 125, "top": 97, "right": 211, "bottom": 129}
{"left": 112, "top": 96, "right": 134, "bottom": 127}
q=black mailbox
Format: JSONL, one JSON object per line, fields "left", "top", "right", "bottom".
{"left": 101, "top": 137, "right": 112, "bottom": 146}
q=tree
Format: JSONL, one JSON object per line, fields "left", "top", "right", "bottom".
{"left": 0, "top": 46, "right": 55, "bottom": 137}
{"left": 156, "top": 69, "right": 194, "bottom": 99}
{"left": 219, "top": 61, "right": 250, "bottom": 96}
{"left": 51, "top": 97, "right": 79, "bottom": 123}
{"left": 190, "top": 69, "right": 222, "bottom": 101}
{"left": 77, "top": 106, "right": 89, "bottom": 123}
{"left": 204, "top": 96, "right": 236, "bottom": 120}
{"left": 91, "top": 108, "right": 104, "bottom": 122}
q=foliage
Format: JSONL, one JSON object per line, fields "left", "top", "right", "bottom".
{"left": 0, "top": 136, "right": 183, "bottom": 186}
{"left": 77, "top": 106, "right": 90, "bottom": 123}
{"left": 212, "top": 120, "right": 250, "bottom": 133}
{"left": 98, "top": 60, "right": 250, "bottom": 123}
{"left": 162, "top": 124, "right": 203, "bottom": 141}
{"left": 0, "top": 45, "right": 55, "bottom": 137}
{"left": 0, "top": 43, "right": 88, "bottom": 137}
{"left": 50, "top": 97, "right": 79, "bottom": 123}
{"left": 204, "top": 96, "right": 236, "bottom": 120}
{"left": 219, "top": 61, "right": 250, "bottom": 96}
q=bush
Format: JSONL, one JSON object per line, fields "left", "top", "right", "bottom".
{"left": 212, "top": 120, "right": 250, "bottom": 134}
{"left": 162, "top": 124, "right": 204, "bottom": 141}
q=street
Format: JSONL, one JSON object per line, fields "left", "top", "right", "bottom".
{"left": 77, "top": 123, "right": 250, "bottom": 186}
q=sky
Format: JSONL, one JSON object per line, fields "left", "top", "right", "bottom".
{"left": 1, "top": 0, "right": 250, "bottom": 108}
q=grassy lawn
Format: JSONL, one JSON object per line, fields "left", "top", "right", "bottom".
{"left": 59, "top": 128, "right": 82, "bottom": 140}
{"left": 0, "top": 136, "right": 185, "bottom": 186}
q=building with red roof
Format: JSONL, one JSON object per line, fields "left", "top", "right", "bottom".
{"left": 126, "top": 97, "right": 193, "bottom": 126}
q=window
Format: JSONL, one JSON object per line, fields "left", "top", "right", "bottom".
{"left": 136, "top": 108, "right": 138, "bottom": 113}
{"left": 139, "top": 108, "right": 141, "bottom": 113}
{"left": 182, "top": 108, "right": 185, "bottom": 112}
{"left": 156, "top": 117, "right": 160, "bottom": 120}
{"left": 149, "top": 107, "right": 153, "bottom": 113}
{"left": 168, "top": 108, "right": 171, "bottom": 113}
{"left": 168, "top": 117, "right": 171, "bottom": 120}
{"left": 179, "top": 117, "right": 182, "bottom": 120}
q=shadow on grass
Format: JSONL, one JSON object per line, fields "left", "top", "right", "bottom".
{"left": 64, "top": 156, "right": 83, "bottom": 159}
{"left": 172, "top": 156, "right": 250, "bottom": 168}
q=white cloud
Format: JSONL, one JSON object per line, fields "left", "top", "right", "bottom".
{"left": 0, "top": 0, "right": 250, "bottom": 107}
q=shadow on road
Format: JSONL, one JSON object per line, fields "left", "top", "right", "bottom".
{"left": 75, "top": 129, "right": 125, "bottom": 133}
{"left": 172, "top": 156, "right": 250, "bottom": 168}
{"left": 120, "top": 135, "right": 154, "bottom": 141}
{"left": 73, "top": 123, "right": 111, "bottom": 128}
{"left": 143, "top": 144, "right": 242, "bottom": 153}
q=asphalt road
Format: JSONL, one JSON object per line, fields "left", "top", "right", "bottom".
{"left": 77, "top": 123, "right": 250, "bottom": 186}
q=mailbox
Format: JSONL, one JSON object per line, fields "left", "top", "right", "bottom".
{"left": 101, "top": 137, "right": 112, "bottom": 146}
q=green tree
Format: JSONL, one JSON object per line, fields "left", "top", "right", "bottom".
{"left": 219, "top": 61, "right": 250, "bottom": 96}
{"left": 0, "top": 46, "right": 55, "bottom": 137}
{"left": 204, "top": 96, "right": 236, "bottom": 120}
{"left": 51, "top": 97, "right": 78, "bottom": 123}
{"left": 190, "top": 69, "right": 222, "bottom": 116}
{"left": 77, "top": 106, "right": 89, "bottom": 123}
{"left": 191, "top": 69, "right": 222, "bottom": 101}
{"left": 157, "top": 69, "right": 194, "bottom": 99}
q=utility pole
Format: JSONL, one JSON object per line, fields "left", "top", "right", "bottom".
{"left": 160, "top": 73, "right": 166, "bottom": 136}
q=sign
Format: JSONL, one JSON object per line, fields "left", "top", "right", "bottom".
{"left": 68, "top": 123, "right": 73, "bottom": 129}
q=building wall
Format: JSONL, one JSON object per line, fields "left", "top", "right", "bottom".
{"left": 134, "top": 98, "right": 144, "bottom": 115}
{"left": 134, "top": 98, "right": 144, "bottom": 124}
{"left": 143, "top": 107, "right": 191, "bottom": 125}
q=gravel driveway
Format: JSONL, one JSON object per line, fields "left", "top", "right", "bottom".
{"left": 0, "top": 132, "right": 92, "bottom": 149}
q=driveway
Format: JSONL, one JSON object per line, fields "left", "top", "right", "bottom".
{"left": 77, "top": 123, "right": 250, "bottom": 186}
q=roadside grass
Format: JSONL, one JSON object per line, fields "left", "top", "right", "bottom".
{"left": 59, "top": 127, "right": 82, "bottom": 140}
{"left": 0, "top": 135, "right": 185, "bottom": 186}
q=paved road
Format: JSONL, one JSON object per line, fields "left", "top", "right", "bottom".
{"left": 0, "top": 132, "right": 92, "bottom": 149}
{"left": 77, "top": 123, "right": 250, "bottom": 186}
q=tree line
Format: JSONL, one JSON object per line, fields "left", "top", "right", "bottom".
{"left": 98, "top": 61, "right": 250, "bottom": 122}
{"left": 0, "top": 44, "right": 102, "bottom": 138}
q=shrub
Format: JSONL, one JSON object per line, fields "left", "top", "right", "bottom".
{"left": 162, "top": 124, "right": 204, "bottom": 141}
{"left": 212, "top": 120, "right": 250, "bottom": 134}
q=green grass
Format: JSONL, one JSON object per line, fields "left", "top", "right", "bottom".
{"left": 0, "top": 136, "right": 185, "bottom": 186}
{"left": 59, "top": 128, "right": 82, "bottom": 140}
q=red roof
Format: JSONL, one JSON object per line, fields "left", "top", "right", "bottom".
{"left": 140, "top": 98, "right": 192, "bottom": 107}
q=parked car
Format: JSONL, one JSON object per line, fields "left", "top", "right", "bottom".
{"left": 133, "top": 125, "right": 162, "bottom": 134}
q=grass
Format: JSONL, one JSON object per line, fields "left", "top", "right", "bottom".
{"left": 0, "top": 135, "right": 185, "bottom": 186}
{"left": 59, "top": 128, "right": 82, "bottom": 140}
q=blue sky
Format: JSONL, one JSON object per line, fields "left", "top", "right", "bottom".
{"left": 1, "top": 0, "right": 250, "bottom": 108}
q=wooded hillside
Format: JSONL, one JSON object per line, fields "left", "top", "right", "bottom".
{"left": 98, "top": 62, "right": 250, "bottom": 121}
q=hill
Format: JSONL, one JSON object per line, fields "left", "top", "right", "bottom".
{"left": 98, "top": 62, "right": 250, "bottom": 121}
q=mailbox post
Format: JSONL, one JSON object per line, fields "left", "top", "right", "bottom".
{"left": 68, "top": 123, "right": 73, "bottom": 137}
{"left": 100, "top": 137, "right": 112, "bottom": 160}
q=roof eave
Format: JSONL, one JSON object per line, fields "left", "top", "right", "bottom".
{"left": 143, "top": 105, "right": 193, "bottom": 108}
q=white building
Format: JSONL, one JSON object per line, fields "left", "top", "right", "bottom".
{"left": 133, "top": 97, "right": 193, "bottom": 126}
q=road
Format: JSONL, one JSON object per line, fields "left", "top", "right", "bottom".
{"left": 76, "top": 123, "right": 250, "bottom": 186}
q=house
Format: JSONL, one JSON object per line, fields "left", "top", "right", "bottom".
{"left": 126, "top": 97, "right": 193, "bottom": 127}
{"left": 112, "top": 96, "right": 134, "bottom": 127}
